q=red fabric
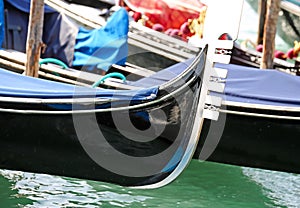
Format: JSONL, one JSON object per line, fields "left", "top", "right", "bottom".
{"left": 123, "top": 0, "right": 205, "bottom": 29}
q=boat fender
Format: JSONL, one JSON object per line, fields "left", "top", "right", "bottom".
{"left": 92, "top": 72, "right": 126, "bottom": 88}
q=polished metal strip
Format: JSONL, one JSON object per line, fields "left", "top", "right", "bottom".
{"left": 220, "top": 109, "right": 300, "bottom": 120}
{"left": 223, "top": 100, "right": 300, "bottom": 112}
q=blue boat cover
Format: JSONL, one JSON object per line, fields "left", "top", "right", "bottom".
{"left": 132, "top": 60, "right": 300, "bottom": 107}
{"left": 0, "top": 68, "right": 158, "bottom": 101}
{"left": 73, "top": 8, "right": 129, "bottom": 71}
{"left": 1, "top": 57, "right": 300, "bottom": 107}
{"left": 214, "top": 63, "right": 300, "bottom": 107}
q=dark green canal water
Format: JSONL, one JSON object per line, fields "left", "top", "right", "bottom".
{"left": 0, "top": 0, "right": 299, "bottom": 207}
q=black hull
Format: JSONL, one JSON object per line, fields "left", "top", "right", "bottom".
{"left": 195, "top": 104, "right": 300, "bottom": 174}
{"left": 0, "top": 46, "right": 207, "bottom": 187}
{"left": 0, "top": 112, "right": 172, "bottom": 186}
{"left": 0, "top": 91, "right": 196, "bottom": 186}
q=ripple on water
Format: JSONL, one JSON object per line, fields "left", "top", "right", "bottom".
{"left": 243, "top": 168, "right": 300, "bottom": 208}
{"left": 0, "top": 170, "right": 151, "bottom": 208}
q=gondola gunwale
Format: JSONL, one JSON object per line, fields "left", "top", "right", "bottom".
{"left": 220, "top": 108, "right": 300, "bottom": 121}
{"left": 0, "top": 73, "right": 196, "bottom": 114}
{"left": 223, "top": 100, "right": 300, "bottom": 113}
{"left": 218, "top": 101, "right": 300, "bottom": 122}
{"left": 0, "top": 47, "right": 206, "bottom": 113}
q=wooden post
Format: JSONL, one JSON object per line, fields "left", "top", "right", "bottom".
{"left": 25, "top": 0, "right": 44, "bottom": 77}
{"left": 257, "top": 0, "right": 267, "bottom": 45}
{"left": 260, "top": 0, "right": 281, "bottom": 69}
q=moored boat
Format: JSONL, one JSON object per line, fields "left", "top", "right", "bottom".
{"left": 0, "top": 0, "right": 234, "bottom": 188}
{"left": 82, "top": 0, "right": 300, "bottom": 175}
{"left": 0, "top": 47, "right": 208, "bottom": 188}
{"left": 2, "top": 0, "right": 300, "bottom": 185}
{"left": 194, "top": 62, "right": 300, "bottom": 174}
{"left": 128, "top": 48, "right": 300, "bottom": 175}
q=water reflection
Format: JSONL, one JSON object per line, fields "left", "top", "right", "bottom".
{"left": 0, "top": 170, "right": 151, "bottom": 207}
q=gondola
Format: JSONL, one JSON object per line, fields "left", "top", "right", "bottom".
{"left": 0, "top": 0, "right": 232, "bottom": 188}
{"left": 129, "top": 42, "right": 300, "bottom": 175}
{"left": 0, "top": 49, "right": 207, "bottom": 188}
{"left": 60, "top": 0, "right": 300, "bottom": 175}
{"left": 2, "top": 0, "right": 300, "bottom": 186}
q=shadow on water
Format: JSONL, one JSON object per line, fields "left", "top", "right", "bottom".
{"left": 1, "top": 161, "right": 299, "bottom": 208}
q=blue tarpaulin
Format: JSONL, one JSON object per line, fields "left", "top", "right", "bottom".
{"left": 73, "top": 8, "right": 129, "bottom": 71}
{"left": 214, "top": 63, "right": 300, "bottom": 107}
{"left": 0, "top": 68, "right": 158, "bottom": 101}
{"left": 130, "top": 58, "right": 194, "bottom": 87}
{"left": 1, "top": 0, "right": 299, "bottom": 107}
{"left": 1, "top": 56, "right": 300, "bottom": 107}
